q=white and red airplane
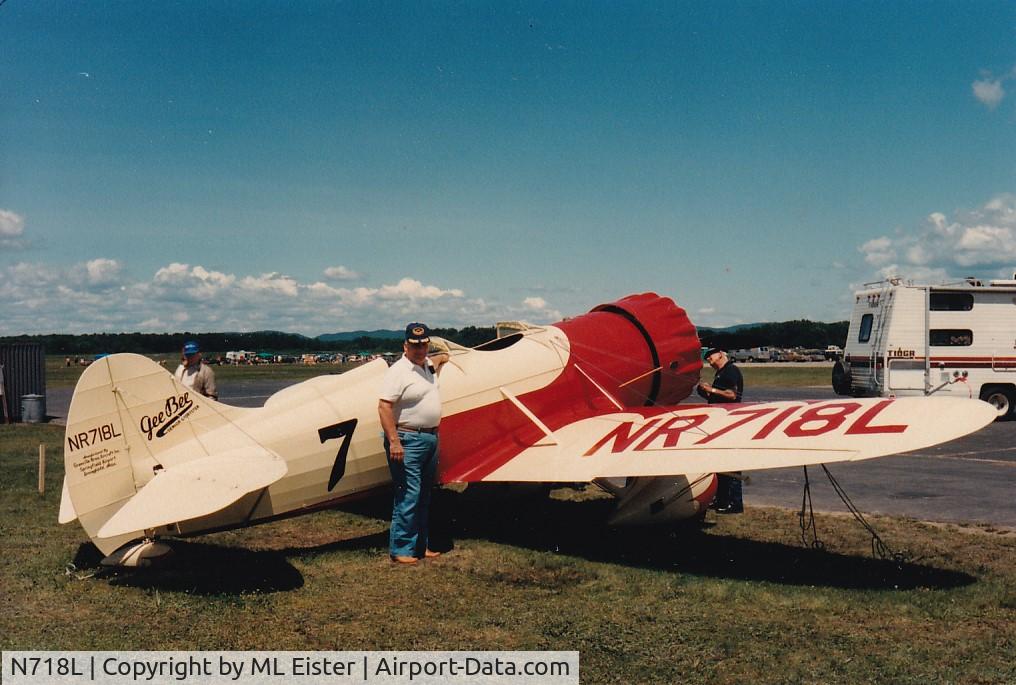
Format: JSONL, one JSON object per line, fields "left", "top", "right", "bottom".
{"left": 59, "top": 293, "right": 996, "bottom": 565}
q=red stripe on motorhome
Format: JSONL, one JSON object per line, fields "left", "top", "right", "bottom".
{"left": 847, "top": 356, "right": 1016, "bottom": 369}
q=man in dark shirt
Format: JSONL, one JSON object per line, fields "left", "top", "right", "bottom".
{"left": 697, "top": 348, "right": 744, "bottom": 513}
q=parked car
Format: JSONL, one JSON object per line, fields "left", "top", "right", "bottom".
{"left": 731, "top": 347, "right": 772, "bottom": 363}
{"left": 824, "top": 345, "right": 843, "bottom": 360}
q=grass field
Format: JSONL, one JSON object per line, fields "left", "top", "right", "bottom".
{"left": 46, "top": 355, "right": 833, "bottom": 390}
{"left": 45, "top": 355, "right": 363, "bottom": 388}
{"left": 739, "top": 364, "right": 833, "bottom": 389}
{"left": 2, "top": 424, "right": 1014, "bottom": 683}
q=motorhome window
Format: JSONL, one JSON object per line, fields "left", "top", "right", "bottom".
{"left": 929, "top": 329, "right": 973, "bottom": 346}
{"left": 929, "top": 293, "right": 974, "bottom": 311}
{"left": 858, "top": 314, "right": 873, "bottom": 343}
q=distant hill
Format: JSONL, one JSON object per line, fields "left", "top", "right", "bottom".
{"left": 2, "top": 320, "right": 846, "bottom": 355}
{"left": 697, "top": 320, "right": 848, "bottom": 350}
{"left": 696, "top": 322, "right": 772, "bottom": 335}
{"left": 317, "top": 326, "right": 498, "bottom": 349}
{"left": 317, "top": 329, "right": 403, "bottom": 342}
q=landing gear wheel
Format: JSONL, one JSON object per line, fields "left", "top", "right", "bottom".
{"left": 832, "top": 361, "right": 852, "bottom": 396}
{"left": 980, "top": 385, "right": 1015, "bottom": 421}
{"left": 100, "top": 539, "right": 174, "bottom": 568}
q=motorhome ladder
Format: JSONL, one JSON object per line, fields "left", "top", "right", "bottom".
{"left": 868, "top": 285, "right": 895, "bottom": 393}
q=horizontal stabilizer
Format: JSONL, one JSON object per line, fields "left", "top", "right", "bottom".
{"left": 480, "top": 397, "right": 997, "bottom": 482}
{"left": 97, "top": 446, "right": 287, "bottom": 539}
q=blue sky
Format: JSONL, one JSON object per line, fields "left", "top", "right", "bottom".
{"left": 2, "top": 1, "right": 1014, "bottom": 335}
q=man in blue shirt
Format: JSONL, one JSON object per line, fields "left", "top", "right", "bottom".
{"left": 697, "top": 348, "right": 744, "bottom": 513}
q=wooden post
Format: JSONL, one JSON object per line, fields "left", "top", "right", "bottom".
{"left": 38, "top": 444, "right": 46, "bottom": 495}
{"left": 0, "top": 363, "right": 9, "bottom": 424}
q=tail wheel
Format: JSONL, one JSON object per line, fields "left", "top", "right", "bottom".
{"left": 832, "top": 361, "right": 852, "bottom": 396}
{"left": 980, "top": 385, "right": 1015, "bottom": 421}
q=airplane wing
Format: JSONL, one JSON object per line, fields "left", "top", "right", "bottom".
{"left": 475, "top": 397, "right": 997, "bottom": 482}
{"left": 97, "top": 445, "right": 287, "bottom": 539}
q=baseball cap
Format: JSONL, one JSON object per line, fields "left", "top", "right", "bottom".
{"left": 183, "top": 341, "right": 200, "bottom": 356}
{"left": 703, "top": 347, "right": 724, "bottom": 359}
{"left": 404, "top": 323, "right": 431, "bottom": 344}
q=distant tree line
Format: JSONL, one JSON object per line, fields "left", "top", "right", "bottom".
{"left": 0, "top": 326, "right": 500, "bottom": 355}
{"left": 313, "top": 327, "right": 499, "bottom": 355}
{"left": 698, "top": 320, "right": 849, "bottom": 351}
{"left": 2, "top": 320, "right": 846, "bottom": 355}
{"left": 0, "top": 332, "right": 315, "bottom": 355}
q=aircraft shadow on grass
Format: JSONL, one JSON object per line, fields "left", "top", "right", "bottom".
{"left": 72, "top": 528, "right": 395, "bottom": 596}
{"left": 72, "top": 486, "right": 974, "bottom": 595}
{"left": 423, "top": 487, "right": 976, "bottom": 592}
{"left": 72, "top": 541, "right": 305, "bottom": 595}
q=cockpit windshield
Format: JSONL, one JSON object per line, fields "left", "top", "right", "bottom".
{"left": 473, "top": 333, "right": 525, "bottom": 352}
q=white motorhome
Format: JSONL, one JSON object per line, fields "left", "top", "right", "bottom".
{"left": 225, "top": 350, "right": 256, "bottom": 364}
{"left": 832, "top": 275, "right": 1016, "bottom": 419}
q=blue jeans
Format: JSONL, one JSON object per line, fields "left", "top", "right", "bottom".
{"left": 385, "top": 431, "right": 438, "bottom": 558}
{"left": 716, "top": 473, "right": 743, "bottom": 510}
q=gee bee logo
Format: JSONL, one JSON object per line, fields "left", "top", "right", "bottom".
{"left": 139, "top": 392, "right": 197, "bottom": 440}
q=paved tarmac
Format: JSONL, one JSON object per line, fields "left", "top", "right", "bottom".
{"left": 740, "top": 386, "right": 1016, "bottom": 531}
{"left": 45, "top": 380, "right": 1016, "bottom": 530}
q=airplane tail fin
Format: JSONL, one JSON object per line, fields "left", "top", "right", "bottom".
{"left": 62, "top": 353, "right": 278, "bottom": 554}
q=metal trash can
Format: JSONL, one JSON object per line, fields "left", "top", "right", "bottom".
{"left": 20, "top": 394, "right": 46, "bottom": 423}
{"left": 2, "top": 343, "right": 47, "bottom": 422}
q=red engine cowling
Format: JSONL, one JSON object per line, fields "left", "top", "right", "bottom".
{"left": 558, "top": 292, "right": 703, "bottom": 408}
{"left": 439, "top": 293, "right": 702, "bottom": 483}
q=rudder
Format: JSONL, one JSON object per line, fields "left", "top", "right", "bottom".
{"left": 63, "top": 354, "right": 255, "bottom": 554}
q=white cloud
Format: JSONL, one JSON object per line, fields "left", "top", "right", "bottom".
{"left": 85, "top": 258, "right": 122, "bottom": 285}
{"left": 859, "top": 236, "right": 895, "bottom": 267}
{"left": 153, "top": 262, "right": 190, "bottom": 282}
{"left": 515, "top": 296, "right": 563, "bottom": 321}
{"left": 972, "top": 64, "right": 1016, "bottom": 110}
{"left": 858, "top": 193, "right": 1016, "bottom": 282}
{"left": 239, "top": 272, "right": 300, "bottom": 297}
{"left": 972, "top": 78, "right": 1005, "bottom": 110}
{"left": 152, "top": 263, "right": 236, "bottom": 301}
{"left": 497, "top": 296, "right": 561, "bottom": 322}
{"left": 376, "top": 278, "right": 464, "bottom": 301}
{"left": 0, "top": 260, "right": 133, "bottom": 333}
{"left": 0, "top": 210, "right": 24, "bottom": 237}
{"left": 323, "top": 265, "right": 359, "bottom": 281}
{"left": 5, "top": 261, "right": 62, "bottom": 285}
{"left": 137, "top": 317, "right": 167, "bottom": 331}
{"left": 0, "top": 209, "right": 26, "bottom": 249}
{"left": 306, "top": 281, "right": 342, "bottom": 297}
{"left": 0, "top": 262, "right": 561, "bottom": 335}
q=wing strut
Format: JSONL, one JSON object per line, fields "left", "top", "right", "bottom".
{"left": 499, "top": 386, "right": 558, "bottom": 446}
{"left": 573, "top": 364, "right": 624, "bottom": 410}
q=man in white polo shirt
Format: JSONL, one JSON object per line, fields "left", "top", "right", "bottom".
{"left": 378, "top": 322, "right": 443, "bottom": 565}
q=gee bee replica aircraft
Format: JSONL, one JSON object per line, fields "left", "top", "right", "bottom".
{"left": 59, "top": 293, "right": 996, "bottom": 566}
